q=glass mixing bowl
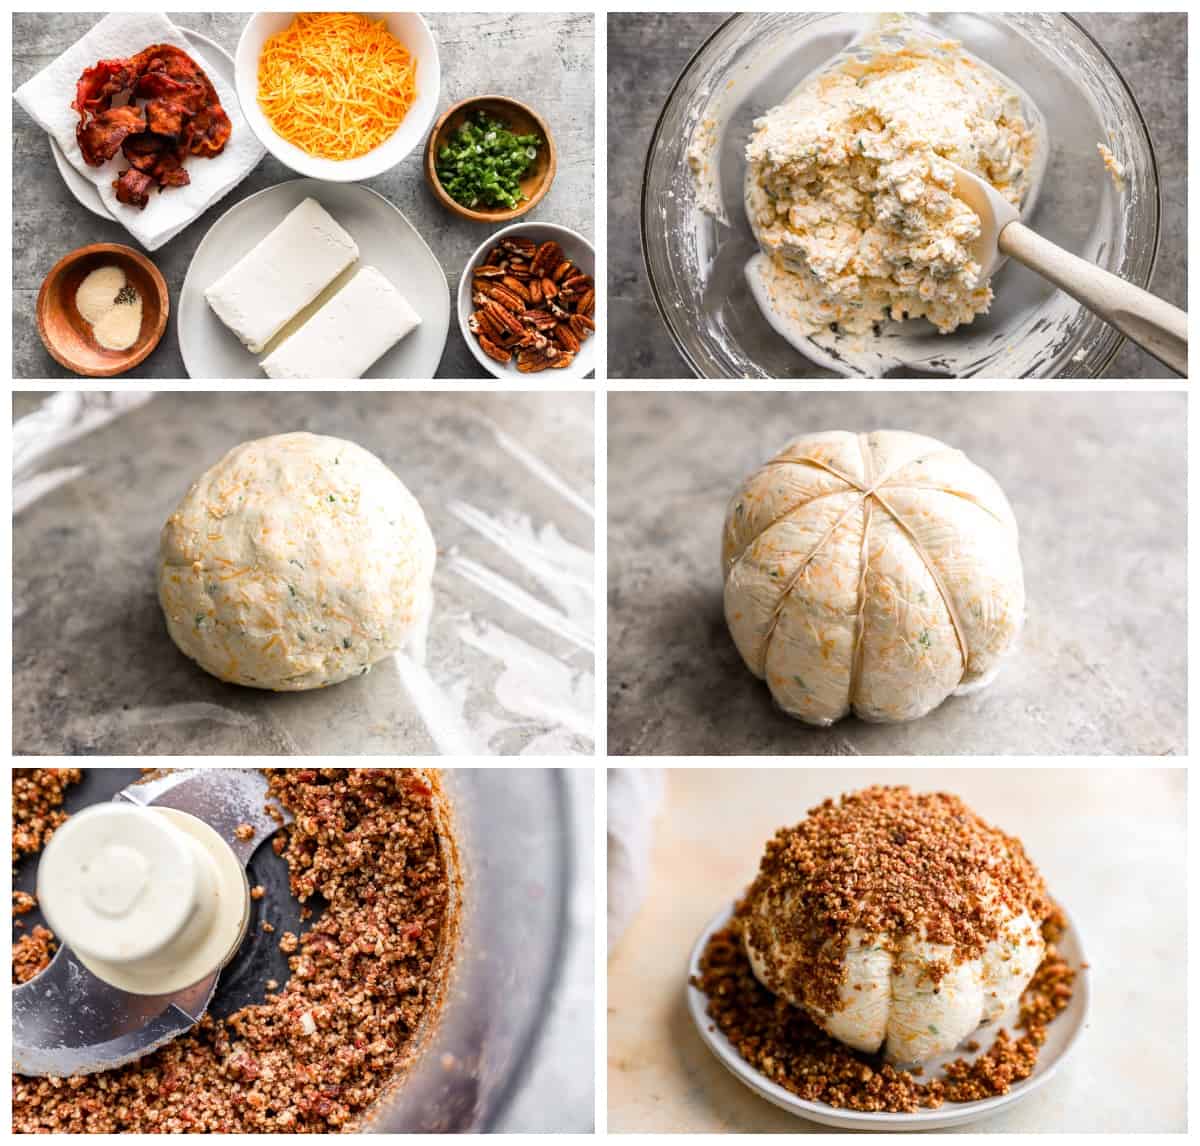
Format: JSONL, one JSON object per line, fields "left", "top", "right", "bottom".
{"left": 642, "top": 13, "right": 1160, "bottom": 378}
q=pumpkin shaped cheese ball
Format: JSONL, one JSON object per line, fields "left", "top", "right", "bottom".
{"left": 721, "top": 430, "right": 1024, "bottom": 724}
{"left": 740, "top": 786, "right": 1051, "bottom": 1066}
{"left": 158, "top": 432, "right": 435, "bottom": 690}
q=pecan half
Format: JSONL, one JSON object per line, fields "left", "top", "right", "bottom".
{"left": 531, "top": 241, "right": 564, "bottom": 278}
{"left": 501, "top": 237, "right": 538, "bottom": 258}
{"left": 524, "top": 310, "right": 560, "bottom": 331}
{"left": 477, "top": 282, "right": 526, "bottom": 313}
{"left": 483, "top": 300, "right": 525, "bottom": 338}
{"left": 478, "top": 334, "right": 512, "bottom": 364}
{"left": 553, "top": 324, "right": 581, "bottom": 353}
{"left": 501, "top": 275, "right": 532, "bottom": 302}
{"left": 569, "top": 312, "right": 596, "bottom": 338}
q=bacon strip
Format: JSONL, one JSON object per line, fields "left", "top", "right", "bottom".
{"left": 77, "top": 105, "right": 146, "bottom": 166}
{"left": 113, "top": 168, "right": 154, "bottom": 209}
{"left": 72, "top": 42, "right": 231, "bottom": 202}
{"left": 72, "top": 59, "right": 137, "bottom": 121}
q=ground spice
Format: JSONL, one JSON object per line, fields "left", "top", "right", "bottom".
{"left": 12, "top": 767, "right": 455, "bottom": 1133}
{"left": 693, "top": 895, "right": 1076, "bottom": 1112}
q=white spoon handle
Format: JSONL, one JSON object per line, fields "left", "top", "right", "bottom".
{"left": 999, "top": 221, "right": 1187, "bottom": 376}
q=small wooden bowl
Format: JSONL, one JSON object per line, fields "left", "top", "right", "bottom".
{"left": 37, "top": 244, "right": 169, "bottom": 377}
{"left": 425, "top": 95, "right": 557, "bottom": 223}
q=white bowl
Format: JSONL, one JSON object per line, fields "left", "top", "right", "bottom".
{"left": 458, "top": 222, "right": 596, "bottom": 380}
{"left": 235, "top": 12, "right": 440, "bottom": 182}
{"left": 686, "top": 903, "right": 1090, "bottom": 1131}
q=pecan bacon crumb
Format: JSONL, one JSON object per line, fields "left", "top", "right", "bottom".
{"left": 12, "top": 768, "right": 454, "bottom": 1133}
{"left": 743, "top": 786, "right": 1051, "bottom": 1013}
{"left": 694, "top": 909, "right": 1075, "bottom": 1113}
{"left": 12, "top": 768, "right": 81, "bottom": 867}
{"left": 13, "top": 926, "right": 58, "bottom": 985}
{"left": 468, "top": 236, "right": 596, "bottom": 371}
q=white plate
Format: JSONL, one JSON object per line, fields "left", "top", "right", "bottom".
{"left": 235, "top": 12, "right": 440, "bottom": 183}
{"left": 458, "top": 221, "right": 596, "bottom": 380}
{"left": 178, "top": 179, "right": 450, "bottom": 379}
{"left": 48, "top": 28, "right": 235, "bottom": 222}
{"left": 687, "top": 904, "right": 1090, "bottom": 1131}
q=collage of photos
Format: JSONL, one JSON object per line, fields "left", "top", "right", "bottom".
{"left": 6, "top": 5, "right": 1192, "bottom": 1140}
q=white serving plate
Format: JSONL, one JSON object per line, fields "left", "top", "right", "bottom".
{"left": 49, "top": 28, "right": 234, "bottom": 222}
{"left": 235, "top": 12, "right": 440, "bottom": 183}
{"left": 458, "top": 221, "right": 596, "bottom": 380}
{"left": 687, "top": 903, "right": 1090, "bottom": 1131}
{"left": 178, "top": 179, "right": 449, "bottom": 379}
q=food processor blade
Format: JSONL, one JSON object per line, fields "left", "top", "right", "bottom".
{"left": 12, "top": 769, "right": 291, "bottom": 1077}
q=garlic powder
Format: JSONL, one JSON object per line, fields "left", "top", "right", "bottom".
{"left": 75, "top": 264, "right": 143, "bottom": 352}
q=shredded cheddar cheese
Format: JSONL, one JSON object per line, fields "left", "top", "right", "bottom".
{"left": 258, "top": 12, "right": 417, "bottom": 161}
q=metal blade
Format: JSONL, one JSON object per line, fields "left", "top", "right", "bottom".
{"left": 13, "top": 768, "right": 290, "bottom": 1077}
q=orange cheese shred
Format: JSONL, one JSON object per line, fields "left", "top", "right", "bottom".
{"left": 257, "top": 12, "right": 417, "bottom": 161}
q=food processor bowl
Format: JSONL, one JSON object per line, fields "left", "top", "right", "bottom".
{"left": 642, "top": 12, "right": 1159, "bottom": 378}
{"left": 364, "top": 767, "right": 573, "bottom": 1131}
{"left": 12, "top": 769, "right": 573, "bottom": 1133}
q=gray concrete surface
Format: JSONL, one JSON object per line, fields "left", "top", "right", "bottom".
{"left": 607, "top": 391, "right": 1186, "bottom": 755}
{"left": 12, "top": 12, "right": 594, "bottom": 379}
{"left": 14, "top": 391, "right": 594, "bottom": 755}
{"left": 607, "top": 12, "right": 1186, "bottom": 379}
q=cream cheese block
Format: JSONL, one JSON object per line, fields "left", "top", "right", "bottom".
{"left": 204, "top": 197, "right": 360, "bottom": 354}
{"left": 260, "top": 265, "right": 421, "bottom": 380}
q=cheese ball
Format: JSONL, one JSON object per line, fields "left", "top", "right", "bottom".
{"left": 740, "top": 787, "right": 1050, "bottom": 1065}
{"left": 158, "top": 432, "right": 435, "bottom": 690}
{"left": 722, "top": 429, "right": 1025, "bottom": 725}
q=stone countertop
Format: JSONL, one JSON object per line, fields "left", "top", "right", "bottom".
{"left": 12, "top": 11, "right": 594, "bottom": 380}
{"left": 607, "top": 11, "right": 1186, "bottom": 379}
{"left": 608, "top": 767, "right": 1187, "bottom": 1132}
{"left": 607, "top": 390, "right": 1185, "bottom": 755}
{"left": 14, "top": 390, "right": 594, "bottom": 755}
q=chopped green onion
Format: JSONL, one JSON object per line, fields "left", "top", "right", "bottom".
{"left": 436, "top": 110, "right": 543, "bottom": 210}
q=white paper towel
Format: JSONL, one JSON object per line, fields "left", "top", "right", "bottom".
{"left": 607, "top": 768, "right": 664, "bottom": 955}
{"left": 13, "top": 13, "right": 264, "bottom": 251}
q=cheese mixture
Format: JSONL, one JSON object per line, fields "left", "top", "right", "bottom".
{"left": 1097, "top": 142, "right": 1126, "bottom": 193}
{"left": 158, "top": 432, "right": 435, "bottom": 691}
{"left": 744, "top": 34, "right": 1038, "bottom": 337}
